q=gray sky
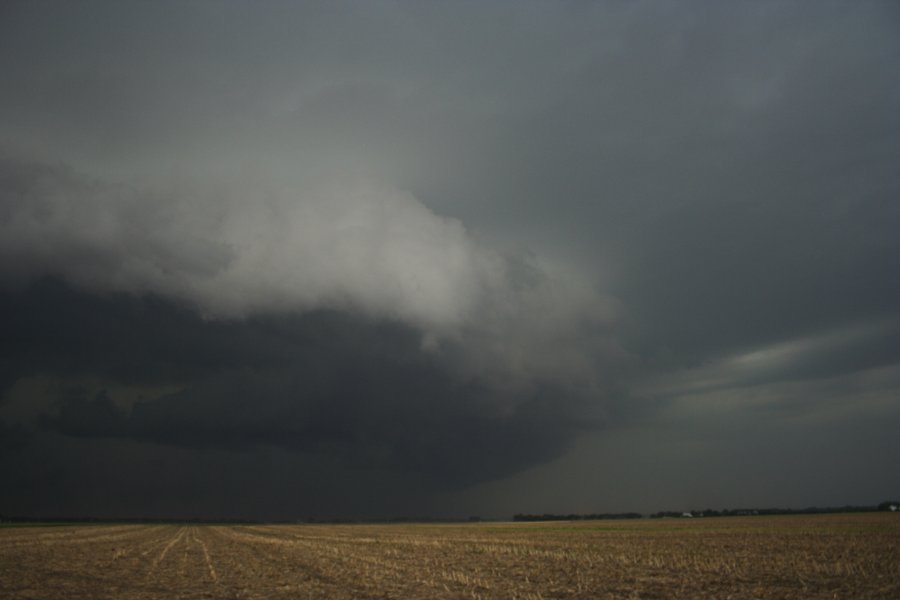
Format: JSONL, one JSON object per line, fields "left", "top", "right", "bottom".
{"left": 1, "top": 1, "right": 898, "bottom": 519}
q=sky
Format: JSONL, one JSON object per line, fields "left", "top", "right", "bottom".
{"left": 1, "top": 1, "right": 898, "bottom": 520}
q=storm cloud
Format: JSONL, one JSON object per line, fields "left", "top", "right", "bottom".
{"left": 10, "top": 280, "right": 584, "bottom": 486}
{"left": 1, "top": 1, "right": 898, "bottom": 518}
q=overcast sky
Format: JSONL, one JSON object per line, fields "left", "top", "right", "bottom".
{"left": 1, "top": 1, "right": 898, "bottom": 520}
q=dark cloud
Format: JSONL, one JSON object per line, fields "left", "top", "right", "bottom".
{"left": 39, "top": 374, "right": 576, "bottom": 489}
{"left": 0, "top": 420, "right": 30, "bottom": 454}
{"left": 5, "top": 280, "right": 586, "bottom": 498}
{"left": 641, "top": 319, "right": 900, "bottom": 399}
{"left": 1, "top": 1, "right": 898, "bottom": 517}
{"left": 0, "top": 276, "right": 299, "bottom": 391}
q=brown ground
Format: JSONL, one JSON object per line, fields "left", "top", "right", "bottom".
{"left": 1, "top": 513, "right": 898, "bottom": 599}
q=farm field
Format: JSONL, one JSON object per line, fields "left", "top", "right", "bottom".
{"left": 1, "top": 513, "right": 898, "bottom": 599}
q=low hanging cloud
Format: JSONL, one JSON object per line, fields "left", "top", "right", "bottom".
{"left": 0, "top": 155, "right": 620, "bottom": 496}
{"left": 0, "top": 155, "right": 617, "bottom": 392}
{"left": 4, "top": 278, "right": 591, "bottom": 492}
{"left": 0, "top": 156, "right": 492, "bottom": 327}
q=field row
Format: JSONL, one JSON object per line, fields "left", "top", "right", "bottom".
{"left": 1, "top": 513, "right": 898, "bottom": 598}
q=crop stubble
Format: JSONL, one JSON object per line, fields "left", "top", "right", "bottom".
{"left": 1, "top": 513, "right": 898, "bottom": 598}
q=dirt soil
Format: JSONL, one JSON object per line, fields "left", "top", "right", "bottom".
{"left": 1, "top": 513, "right": 898, "bottom": 598}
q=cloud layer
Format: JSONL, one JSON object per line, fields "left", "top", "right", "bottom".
{"left": 0, "top": 157, "right": 615, "bottom": 388}
{"left": 1, "top": 1, "right": 898, "bottom": 518}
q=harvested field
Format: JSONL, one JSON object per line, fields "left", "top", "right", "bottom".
{"left": 1, "top": 513, "right": 898, "bottom": 599}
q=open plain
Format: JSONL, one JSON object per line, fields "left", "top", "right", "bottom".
{"left": 1, "top": 513, "right": 898, "bottom": 599}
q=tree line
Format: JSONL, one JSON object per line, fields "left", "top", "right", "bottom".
{"left": 512, "top": 501, "right": 899, "bottom": 521}
{"left": 514, "top": 513, "right": 642, "bottom": 522}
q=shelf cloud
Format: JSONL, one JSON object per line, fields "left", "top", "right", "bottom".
{"left": 1, "top": 0, "right": 898, "bottom": 519}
